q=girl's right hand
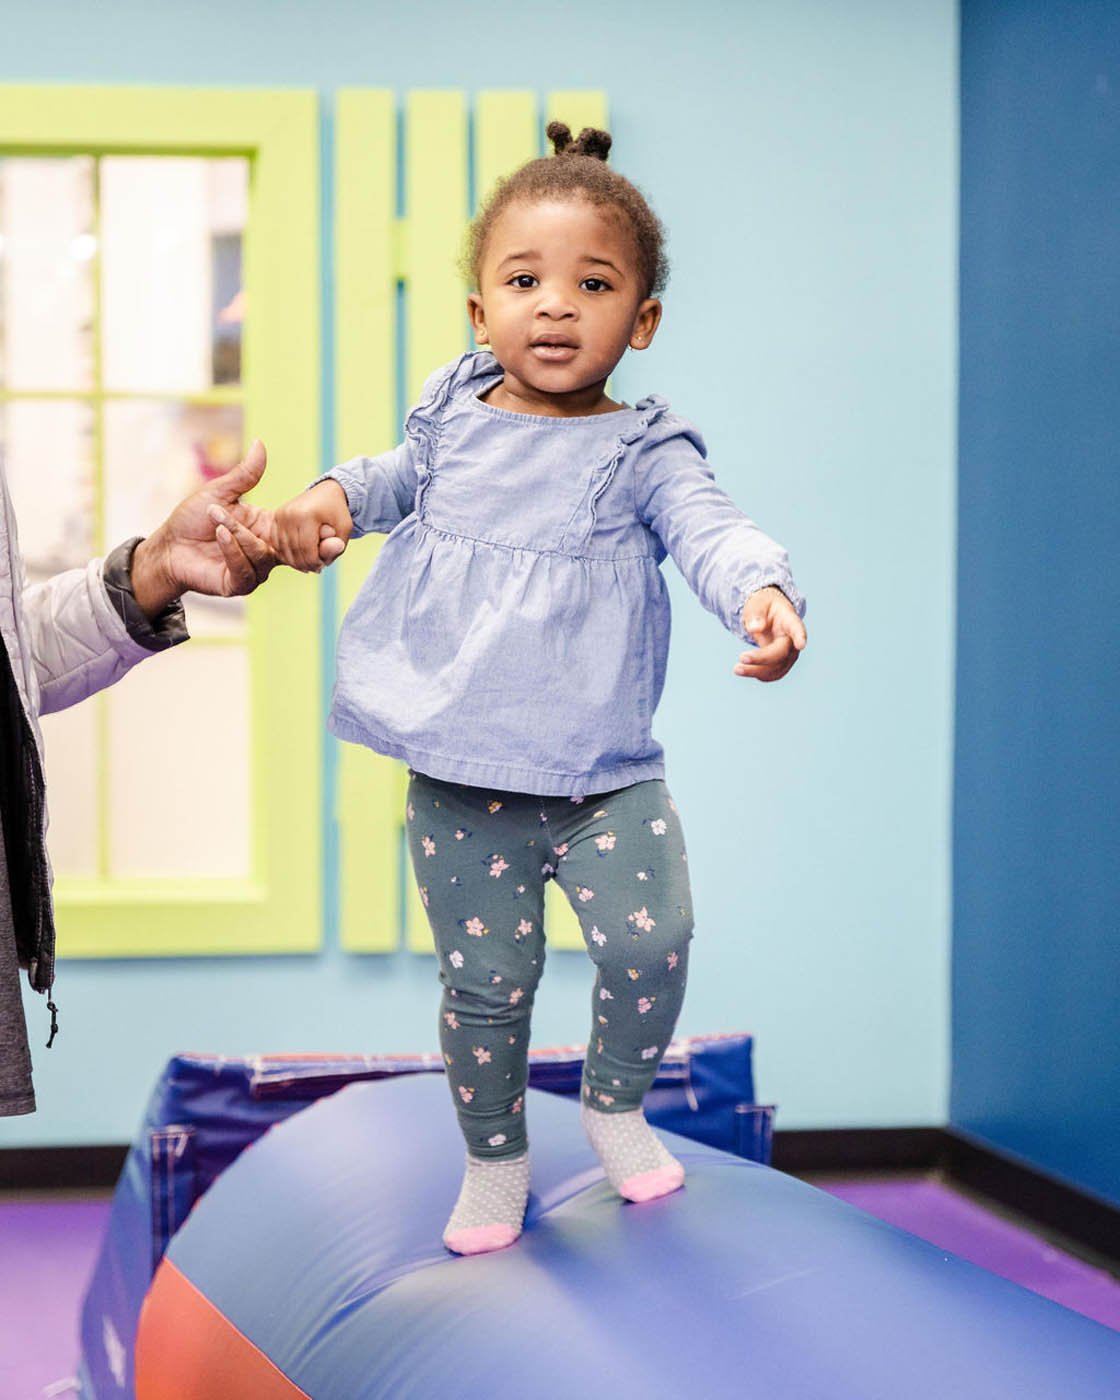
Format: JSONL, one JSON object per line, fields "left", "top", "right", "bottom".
{"left": 273, "top": 480, "right": 354, "bottom": 572}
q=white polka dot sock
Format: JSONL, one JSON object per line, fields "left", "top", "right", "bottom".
{"left": 581, "top": 1104, "right": 685, "bottom": 1202}
{"left": 443, "top": 1152, "right": 531, "bottom": 1255}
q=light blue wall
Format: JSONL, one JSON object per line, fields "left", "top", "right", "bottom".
{"left": 7, "top": 0, "right": 958, "bottom": 1147}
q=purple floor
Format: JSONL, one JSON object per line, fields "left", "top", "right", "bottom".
{"left": 1, "top": 1178, "right": 1118, "bottom": 1398}
{"left": 817, "top": 1176, "right": 1120, "bottom": 1332}
{"left": 0, "top": 1196, "right": 110, "bottom": 1400}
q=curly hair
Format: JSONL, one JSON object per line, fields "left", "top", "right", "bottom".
{"left": 463, "top": 122, "right": 669, "bottom": 299}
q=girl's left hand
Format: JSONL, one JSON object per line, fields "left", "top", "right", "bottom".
{"left": 734, "top": 587, "right": 807, "bottom": 683}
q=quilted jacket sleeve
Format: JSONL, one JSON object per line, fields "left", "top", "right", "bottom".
{"left": 23, "top": 557, "right": 171, "bottom": 716}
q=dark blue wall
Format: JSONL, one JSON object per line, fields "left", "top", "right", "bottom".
{"left": 954, "top": 1, "right": 1120, "bottom": 1205}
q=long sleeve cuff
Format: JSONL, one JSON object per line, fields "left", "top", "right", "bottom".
{"left": 101, "top": 537, "right": 190, "bottom": 653}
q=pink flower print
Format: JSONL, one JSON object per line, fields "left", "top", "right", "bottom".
{"left": 638, "top": 996, "right": 656, "bottom": 1015}
{"left": 490, "top": 971, "right": 503, "bottom": 984}
{"left": 641, "top": 1045, "right": 659, "bottom": 1061}
{"left": 668, "top": 798, "right": 677, "bottom": 813}
{"left": 488, "top": 800, "right": 503, "bottom": 814}
{"left": 406, "top": 801, "right": 415, "bottom": 821}
{"left": 650, "top": 818, "right": 667, "bottom": 836}
{"left": 455, "top": 828, "right": 468, "bottom": 841}
{"left": 553, "top": 843, "right": 569, "bottom": 858}
{"left": 444, "top": 1011, "right": 460, "bottom": 1030}
{"left": 458, "top": 1086, "right": 475, "bottom": 1104}
{"left": 594, "top": 832, "right": 616, "bottom": 854}
{"left": 636, "top": 870, "right": 649, "bottom": 882}
{"left": 419, "top": 886, "right": 430, "bottom": 907}
{"left": 667, "top": 951, "right": 679, "bottom": 971}
{"left": 489, "top": 855, "right": 510, "bottom": 878}
{"left": 590, "top": 926, "right": 606, "bottom": 947}
{"left": 421, "top": 835, "right": 436, "bottom": 857}
{"left": 512, "top": 1096, "right": 524, "bottom": 1114}
{"left": 626, "top": 968, "right": 640, "bottom": 981}
{"left": 464, "top": 917, "right": 489, "bottom": 938}
{"left": 629, "top": 907, "right": 656, "bottom": 933}
{"left": 517, "top": 918, "right": 533, "bottom": 937}
{"left": 488, "top": 1133, "right": 507, "bottom": 1148}
{"left": 449, "top": 949, "right": 464, "bottom": 970}
{"left": 597, "top": 1093, "right": 615, "bottom": 1107}
{"left": 516, "top": 883, "right": 526, "bottom": 894}
{"left": 577, "top": 886, "right": 595, "bottom": 903}
{"left": 509, "top": 1036, "right": 517, "bottom": 1045}
{"left": 472, "top": 1046, "right": 492, "bottom": 1065}
{"left": 596, "top": 1037, "right": 604, "bottom": 1055}
{"left": 540, "top": 862, "right": 555, "bottom": 878}
{"left": 509, "top": 987, "right": 524, "bottom": 1005}
{"left": 599, "top": 987, "right": 614, "bottom": 1001}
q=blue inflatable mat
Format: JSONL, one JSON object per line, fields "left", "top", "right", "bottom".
{"left": 80, "top": 1035, "right": 770, "bottom": 1398}
{"left": 135, "top": 1075, "right": 1120, "bottom": 1400}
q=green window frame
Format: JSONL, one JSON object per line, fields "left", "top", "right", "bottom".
{"left": 0, "top": 84, "right": 322, "bottom": 956}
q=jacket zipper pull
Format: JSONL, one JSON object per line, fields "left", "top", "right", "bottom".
{"left": 46, "top": 998, "right": 59, "bottom": 1048}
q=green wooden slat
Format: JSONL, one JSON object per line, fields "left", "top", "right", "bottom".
{"left": 334, "top": 89, "right": 403, "bottom": 953}
{"left": 403, "top": 91, "right": 468, "bottom": 404}
{"left": 474, "top": 91, "right": 537, "bottom": 213}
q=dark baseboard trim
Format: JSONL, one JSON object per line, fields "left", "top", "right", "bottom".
{"left": 3, "top": 1128, "right": 1118, "bottom": 1265}
{"left": 771, "top": 1126, "right": 946, "bottom": 1174}
{"left": 0, "top": 1143, "right": 127, "bottom": 1192}
{"left": 941, "top": 1129, "right": 1120, "bottom": 1265}
{"left": 773, "top": 1125, "right": 1119, "bottom": 1266}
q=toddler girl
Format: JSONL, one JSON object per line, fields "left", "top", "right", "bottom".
{"left": 264, "top": 124, "right": 806, "bottom": 1255}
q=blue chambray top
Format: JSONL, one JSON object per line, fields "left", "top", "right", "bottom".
{"left": 325, "top": 351, "right": 805, "bottom": 799}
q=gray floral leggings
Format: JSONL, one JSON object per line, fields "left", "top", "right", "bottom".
{"left": 406, "top": 772, "right": 693, "bottom": 1160}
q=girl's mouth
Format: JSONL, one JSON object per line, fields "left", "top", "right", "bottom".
{"left": 530, "top": 341, "right": 578, "bottom": 361}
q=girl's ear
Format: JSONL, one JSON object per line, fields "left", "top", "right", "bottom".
{"left": 630, "top": 298, "right": 662, "bottom": 351}
{"left": 467, "top": 292, "right": 489, "bottom": 345}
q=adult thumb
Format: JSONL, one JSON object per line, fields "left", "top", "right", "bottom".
{"left": 215, "top": 439, "right": 267, "bottom": 501}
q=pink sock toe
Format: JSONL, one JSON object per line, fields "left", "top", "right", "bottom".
{"left": 444, "top": 1223, "right": 520, "bottom": 1255}
{"left": 618, "top": 1163, "right": 686, "bottom": 1203}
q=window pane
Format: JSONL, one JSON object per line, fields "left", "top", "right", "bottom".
{"left": 0, "top": 398, "right": 95, "bottom": 580}
{"left": 0, "top": 156, "right": 95, "bottom": 391}
{"left": 107, "top": 644, "right": 251, "bottom": 879}
{"left": 100, "top": 157, "right": 247, "bottom": 393}
{"left": 39, "top": 701, "right": 100, "bottom": 878}
{"left": 103, "top": 398, "right": 245, "bottom": 637}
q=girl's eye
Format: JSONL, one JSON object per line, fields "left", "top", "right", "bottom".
{"left": 509, "top": 274, "right": 538, "bottom": 289}
{"left": 581, "top": 277, "right": 611, "bottom": 293}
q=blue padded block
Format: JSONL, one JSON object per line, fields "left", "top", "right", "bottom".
{"left": 163, "top": 1076, "right": 1120, "bottom": 1400}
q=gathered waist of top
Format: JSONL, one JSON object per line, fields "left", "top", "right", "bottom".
{"left": 413, "top": 515, "right": 659, "bottom": 566}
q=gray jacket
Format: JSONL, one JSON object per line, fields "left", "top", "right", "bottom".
{"left": 1, "top": 462, "right": 186, "bottom": 1112}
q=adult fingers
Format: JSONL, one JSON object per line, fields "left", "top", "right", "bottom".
{"left": 215, "top": 518, "right": 276, "bottom": 595}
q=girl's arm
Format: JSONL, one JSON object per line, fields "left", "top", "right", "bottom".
{"left": 272, "top": 442, "right": 417, "bottom": 572}
{"left": 317, "top": 442, "right": 416, "bottom": 539}
{"left": 634, "top": 422, "right": 807, "bottom": 678}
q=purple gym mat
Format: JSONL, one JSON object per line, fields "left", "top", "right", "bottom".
{"left": 0, "top": 1197, "right": 110, "bottom": 1400}
{"left": 818, "top": 1177, "right": 1120, "bottom": 1332}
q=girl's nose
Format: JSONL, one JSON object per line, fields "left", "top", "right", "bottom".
{"left": 535, "top": 285, "right": 577, "bottom": 318}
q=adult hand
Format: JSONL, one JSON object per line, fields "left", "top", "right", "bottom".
{"left": 733, "top": 586, "right": 807, "bottom": 683}
{"left": 130, "top": 441, "right": 278, "bottom": 618}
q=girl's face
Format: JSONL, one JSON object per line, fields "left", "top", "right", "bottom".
{"left": 467, "top": 198, "right": 661, "bottom": 417}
